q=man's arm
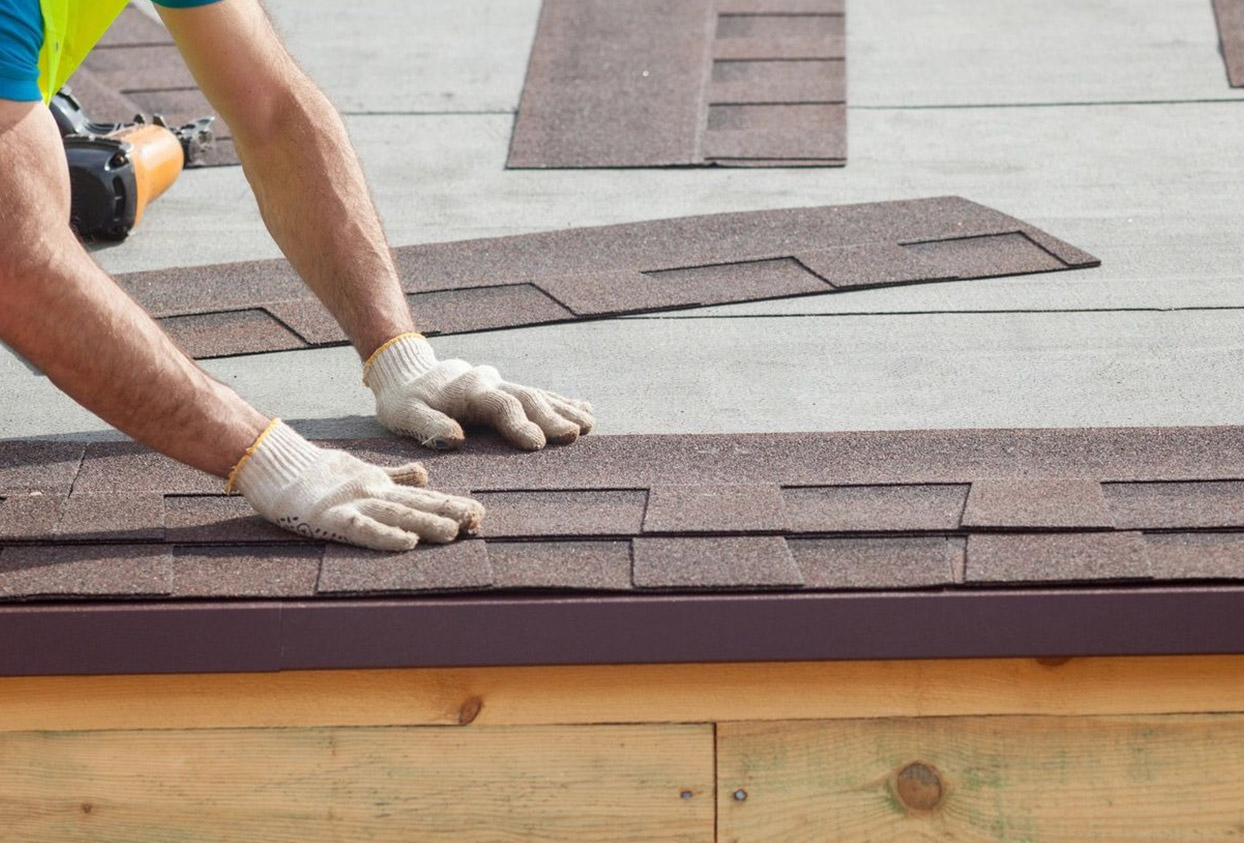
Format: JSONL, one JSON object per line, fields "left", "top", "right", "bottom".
{"left": 160, "top": 0, "right": 596, "bottom": 451}
{"left": 157, "top": 0, "right": 411, "bottom": 358}
{"left": 0, "top": 98, "right": 481, "bottom": 551}
{"left": 0, "top": 99, "right": 267, "bottom": 477}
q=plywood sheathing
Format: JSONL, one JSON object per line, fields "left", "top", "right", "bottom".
{"left": 112, "top": 197, "right": 1099, "bottom": 359}
{"left": 5, "top": 426, "right": 1244, "bottom": 600}
{"left": 509, "top": 0, "right": 847, "bottom": 168}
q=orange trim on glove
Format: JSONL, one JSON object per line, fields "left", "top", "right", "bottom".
{"left": 224, "top": 417, "right": 283, "bottom": 494}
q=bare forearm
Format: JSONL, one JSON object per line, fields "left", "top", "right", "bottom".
{"left": 0, "top": 102, "right": 267, "bottom": 478}
{"left": 234, "top": 77, "right": 413, "bottom": 358}
{"left": 1, "top": 242, "right": 267, "bottom": 477}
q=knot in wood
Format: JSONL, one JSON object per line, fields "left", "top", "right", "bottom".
{"left": 895, "top": 762, "right": 943, "bottom": 813}
{"left": 457, "top": 695, "right": 484, "bottom": 725}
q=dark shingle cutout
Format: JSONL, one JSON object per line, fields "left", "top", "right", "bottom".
{"left": 710, "top": 60, "right": 845, "bottom": 105}
{"left": 318, "top": 540, "right": 492, "bottom": 594}
{"left": 115, "top": 198, "right": 1098, "bottom": 359}
{"left": 173, "top": 546, "right": 321, "bottom": 597}
{"left": 1103, "top": 480, "right": 1244, "bottom": 530}
{"left": 966, "top": 533, "right": 1152, "bottom": 585}
{"left": 509, "top": 0, "right": 845, "bottom": 168}
{"left": 717, "top": 0, "right": 845, "bottom": 13}
{"left": 642, "top": 484, "right": 786, "bottom": 533}
{"left": 0, "top": 544, "right": 171, "bottom": 597}
{"left": 789, "top": 536, "right": 958, "bottom": 590}
{"left": 488, "top": 540, "right": 633, "bottom": 591}
{"left": 961, "top": 479, "right": 1113, "bottom": 530}
{"left": 473, "top": 490, "right": 647, "bottom": 538}
{"left": 1213, "top": 0, "right": 1244, "bottom": 87}
{"left": 783, "top": 484, "right": 970, "bottom": 533}
{"left": 158, "top": 310, "right": 307, "bottom": 359}
{"left": 633, "top": 536, "right": 803, "bottom": 589}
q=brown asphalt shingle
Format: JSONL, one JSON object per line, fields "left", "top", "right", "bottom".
{"left": 510, "top": 0, "right": 847, "bottom": 167}
{"left": 6, "top": 427, "right": 1244, "bottom": 602}
{"left": 113, "top": 197, "right": 1098, "bottom": 359}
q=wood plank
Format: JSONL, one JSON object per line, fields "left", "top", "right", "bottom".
{"left": 0, "top": 724, "right": 712, "bottom": 843}
{"left": 717, "top": 715, "right": 1244, "bottom": 842}
{"left": 4, "top": 655, "right": 1244, "bottom": 731}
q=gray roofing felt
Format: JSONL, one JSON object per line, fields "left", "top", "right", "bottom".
{"left": 1214, "top": 0, "right": 1244, "bottom": 86}
{"left": 4, "top": 426, "right": 1244, "bottom": 602}
{"left": 509, "top": 0, "right": 846, "bottom": 168}
{"left": 110, "top": 197, "right": 1098, "bottom": 359}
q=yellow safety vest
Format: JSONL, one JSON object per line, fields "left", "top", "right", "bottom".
{"left": 36, "top": 0, "right": 131, "bottom": 102}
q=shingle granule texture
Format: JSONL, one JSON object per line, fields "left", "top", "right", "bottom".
{"left": 5, "top": 426, "right": 1244, "bottom": 601}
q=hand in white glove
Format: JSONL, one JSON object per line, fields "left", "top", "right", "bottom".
{"left": 364, "top": 333, "right": 595, "bottom": 451}
{"left": 230, "top": 419, "right": 485, "bottom": 551}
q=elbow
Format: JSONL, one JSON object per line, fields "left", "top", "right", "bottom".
{"left": 228, "top": 70, "right": 338, "bottom": 153}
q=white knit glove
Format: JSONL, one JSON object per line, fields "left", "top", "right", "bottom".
{"left": 230, "top": 420, "right": 485, "bottom": 551}
{"left": 364, "top": 333, "right": 595, "bottom": 451}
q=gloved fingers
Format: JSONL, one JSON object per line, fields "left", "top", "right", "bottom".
{"left": 474, "top": 388, "right": 547, "bottom": 451}
{"left": 391, "top": 399, "right": 466, "bottom": 451}
{"left": 500, "top": 384, "right": 581, "bottom": 445}
{"left": 384, "top": 485, "right": 486, "bottom": 532}
{"left": 331, "top": 508, "right": 422, "bottom": 552}
{"left": 356, "top": 498, "right": 461, "bottom": 544}
{"left": 544, "top": 394, "right": 595, "bottom": 434}
{"left": 381, "top": 461, "right": 429, "bottom": 487}
{"left": 541, "top": 389, "right": 595, "bottom": 415}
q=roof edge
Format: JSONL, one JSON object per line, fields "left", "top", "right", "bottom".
{"left": 3, "top": 587, "right": 1243, "bottom": 676}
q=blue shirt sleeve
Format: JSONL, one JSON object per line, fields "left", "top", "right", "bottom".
{"left": 0, "top": 0, "right": 43, "bottom": 102}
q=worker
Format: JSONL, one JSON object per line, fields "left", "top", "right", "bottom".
{"left": 0, "top": 0, "right": 595, "bottom": 550}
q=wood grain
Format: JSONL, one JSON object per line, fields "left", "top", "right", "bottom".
{"left": 717, "top": 715, "right": 1244, "bottom": 842}
{"left": 4, "top": 655, "right": 1244, "bottom": 731}
{"left": 0, "top": 724, "right": 713, "bottom": 843}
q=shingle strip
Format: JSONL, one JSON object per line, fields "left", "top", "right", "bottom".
{"left": 9, "top": 427, "right": 1244, "bottom": 600}
{"left": 113, "top": 198, "right": 1098, "bottom": 359}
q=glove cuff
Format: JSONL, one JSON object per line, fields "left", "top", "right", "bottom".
{"left": 229, "top": 419, "right": 320, "bottom": 499}
{"left": 363, "top": 332, "right": 438, "bottom": 394}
